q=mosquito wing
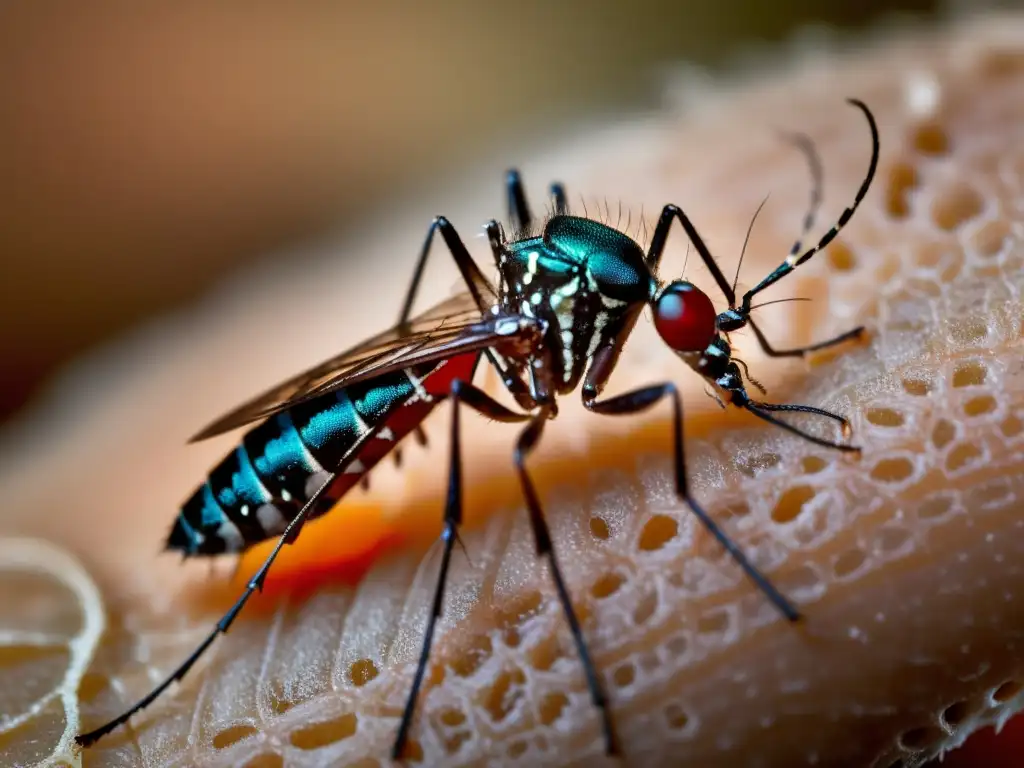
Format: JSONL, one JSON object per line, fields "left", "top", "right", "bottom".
{"left": 190, "top": 293, "right": 537, "bottom": 442}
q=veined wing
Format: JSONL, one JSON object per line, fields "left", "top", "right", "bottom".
{"left": 190, "top": 295, "right": 539, "bottom": 442}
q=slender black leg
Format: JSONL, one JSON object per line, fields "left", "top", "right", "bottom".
{"left": 747, "top": 317, "right": 865, "bottom": 358}
{"left": 736, "top": 114, "right": 868, "bottom": 357}
{"left": 75, "top": 473, "right": 339, "bottom": 748}
{"left": 742, "top": 401, "right": 859, "bottom": 453}
{"left": 647, "top": 101, "right": 877, "bottom": 358}
{"left": 398, "top": 213, "right": 503, "bottom": 447}
{"left": 550, "top": 182, "right": 568, "bottom": 215}
{"left": 393, "top": 380, "right": 530, "bottom": 760}
{"left": 646, "top": 202, "right": 867, "bottom": 356}
{"left": 512, "top": 406, "right": 620, "bottom": 756}
{"left": 582, "top": 383, "right": 801, "bottom": 623}
{"left": 739, "top": 99, "right": 879, "bottom": 313}
{"left": 755, "top": 401, "right": 850, "bottom": 432}
{"left": 506, "top": 169, "right": 533, "bottom": 234}
{"left": 646, "top": 202, "right": 738, "bottom": 304}
{"left": 398, "top": 216, "right": 493, "bottom": 329}
{"left": 779, "top": 128, "right": 824, "bottom": 264}
{"left": 485, "top": 218, "right": 509, "bottom": 276}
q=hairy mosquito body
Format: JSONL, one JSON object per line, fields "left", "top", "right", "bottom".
{"left": 76, "top": 99, "right": 879, "bottom": 759}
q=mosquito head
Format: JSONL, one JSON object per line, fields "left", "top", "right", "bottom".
{"left": 651, "top": 280, "right": 718, "bottom": 353}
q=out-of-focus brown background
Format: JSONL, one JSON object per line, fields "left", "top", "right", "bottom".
{"left": 0, "top": 1, "right": 939, "bottom": 424}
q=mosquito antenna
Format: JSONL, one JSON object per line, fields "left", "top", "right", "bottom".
{"left": 733, "top": 194, "right": 770, "bottom": 300}
{"left": 747, "top": 297, "right": 812, "bottom": 312}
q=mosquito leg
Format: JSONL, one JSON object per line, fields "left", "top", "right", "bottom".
{"left": 747, "top": 316, "right": 865, "bottom": 358}
{"left": 75, "top": 474, "right": 339, "bottom": 748}
{"left": 511, "top": 407, "right": 620, "bottom": 755}
{"left": 755, "top": 401, "right": 851, "bottom": 431}
{"left": 646, "top": 202, "right": 738, "bottom": 304}
{"left": 506, "top": 169, "right": 533, "bottom": 234}
{"left": 397, "top": 211, "right": 499, "bottom": 451}
{"left": 391, "top": 493, "right": 458, "bottom": 760}
{"left": 743, "top": 401, "right": 860, "bottom": 453}
{"left": 646, "top": 199, "right": 866, "bottom": 356}
{"left": 398, "top": 217, "right": 493, "bottom": 329}
{"left": 778, "top": 128, "right": 824, "bottom": 262}
{"left": 393, "top": 380, "right": 529, "bottom": 759}
{"left": 550, "top": 182, "right": 568, "bottom": 215}
{"left": 738, "top": 120, "right": 850, "bottom": 360}
{"left": 739, "top": 99, "right": 879, "bottom": 313}
{"left": 582, "top": 382, "right": 801, "bottom": 623}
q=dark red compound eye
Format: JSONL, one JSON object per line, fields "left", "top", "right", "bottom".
{"left": 653, "top": 281, "right": 718, "bottom": 352}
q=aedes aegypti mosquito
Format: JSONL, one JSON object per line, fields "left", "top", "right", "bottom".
{"left": 76, "top": 98, "right": 878, "bottom": 758}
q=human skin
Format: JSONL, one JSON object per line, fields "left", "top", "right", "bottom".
{"left": 1, "top": 11, "right": 1023, "bottom": 768}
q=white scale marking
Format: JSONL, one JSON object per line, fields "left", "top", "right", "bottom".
{"left": 405, "top": 369, "right": 433, "bottom": 403}
{"left": 305, "top": 471, "right": 331, "bottom": 499}
{"left": 545, "top": 275, "right": 583, "bottom": 382}
{"left": 345, "top": 459, "right": 366, "bottom": 474}
{"left": 549, "top": 276, "right": 580, "bottom": 310}
{"left": 587, "top": 311, "right": 610, "bottom": 357}
{"left": 216, "top": 520, "right": 245, "bottom": 550}
{"left": 560, "top": 327, "right": 576, "bottom": 382}
{"left": 378, "top": 427, "right": 395, "bottom": 441}
{"left": 349, "top": 399, "right": 371, "bottom": 436}
{"left": 600, "top": 295, "right": 627, "bottom": 309}
{"left": 256, "top": 504, "right": 288, "bottom": 535}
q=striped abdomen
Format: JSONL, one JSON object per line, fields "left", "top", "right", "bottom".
{"left": 167, "top": 352, "right": 480, "bottom": 556}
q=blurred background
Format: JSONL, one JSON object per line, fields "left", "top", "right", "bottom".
{"left": 0, "top": 0, "right": 943, "bottom": 425}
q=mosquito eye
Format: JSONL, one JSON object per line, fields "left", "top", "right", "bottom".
{"left": 653, "top": 282, "right": 718, "bottom": 352}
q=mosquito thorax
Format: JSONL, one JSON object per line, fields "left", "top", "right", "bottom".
{"left": 498, "top": 215, "right": 655, "bottom": 391}
{"left": 541, "top": 216, "right": 653, "bottom": 302}
{"left": 652, "top": 280, "right": 718, "bottom": 353}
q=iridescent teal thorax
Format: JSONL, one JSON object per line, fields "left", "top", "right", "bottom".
{"left": 496, "top": 215, "right": 656, "bottom": 394}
